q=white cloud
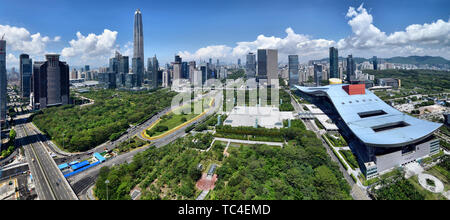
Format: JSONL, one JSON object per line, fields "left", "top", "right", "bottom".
{"left": 6, "top": 53, "right": 19, "bottom": 68}
{"left": 121, "top": 41, "right": 133, "bottom": 58}
{"left": 386, "top": 19, "right": 450, "bottom": 46}
{"left": 178, "top": 27, "right": 335, "bottom": 63}
{"left": 0, "top": 24, "right": 58, "bottom": 55}
{"left": 61, "top": 29, "right": 119, "bottom": 66}
{"left": 337, "top": 4, "right": 450, "bottom": 56}
{"left": 178, "top": 45, "right": 233, "bottom": 61}
{"left": 179, "top": 4, "right": 450, "bottom": 62}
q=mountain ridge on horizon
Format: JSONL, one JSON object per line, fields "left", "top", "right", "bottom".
{"left": 314, "top": 55, "right": 450, "bottom": 65}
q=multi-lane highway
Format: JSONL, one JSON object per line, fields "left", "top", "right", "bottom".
{"left": 15, "top": 116, "right": 77, "bottom": 200}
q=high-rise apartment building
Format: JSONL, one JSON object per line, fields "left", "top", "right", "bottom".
{"left": 32, "top": 54, "right": 69, "bottom": 109}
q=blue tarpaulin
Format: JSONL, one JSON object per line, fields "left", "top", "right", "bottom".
{"left": 93, "top": 152, "right": 106, "bottom": 163}
{"left": 70, "top": 160, "right": 90, "bottom": 170}
{"left": 69, "top": 161, "right": 79, "bottom": 166}
{"left": 64, "top": 161, "right": 101, "bottom": 178}
{"left": 58, "top": 163, "right": 69, "bottom": 170}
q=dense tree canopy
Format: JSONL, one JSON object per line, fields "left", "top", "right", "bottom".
{"left": 32, "top": 89, "right": 176, "bottom": 152}
{"left": 363, "top": 69, "right": 450, "bottom": 93}
{"left": 94, "top": 120, "right": 351, "bottom": 200}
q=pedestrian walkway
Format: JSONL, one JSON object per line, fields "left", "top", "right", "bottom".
{"left": 196, "top": 190, "right": 209, "bottom": 200}
{"left": 213, "top": 137, "right": 284, "bottom": 147}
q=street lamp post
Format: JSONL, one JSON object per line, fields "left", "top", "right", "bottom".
{"left": 105, "top": 179, "right": 110, "bottom": 200}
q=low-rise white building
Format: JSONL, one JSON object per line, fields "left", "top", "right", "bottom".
{"left": 223, "top": 106, "right": 294, "bottom": 129}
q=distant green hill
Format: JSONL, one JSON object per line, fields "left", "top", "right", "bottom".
{"left": 385, "top": 56, "right": 450, "bottom": 65}
{"left": 315, "top": 56, "right": 450, "bottom": 65}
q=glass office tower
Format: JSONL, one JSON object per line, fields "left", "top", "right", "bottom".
{"left": 288, "top": 55, "right": 299, "bottom": 88}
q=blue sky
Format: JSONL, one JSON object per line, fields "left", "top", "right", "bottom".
{"left": 1, "top": 0, "right": 449, "bottom": 68}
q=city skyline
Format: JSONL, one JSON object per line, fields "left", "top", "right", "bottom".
{"left": 0, "top": 0, "right": 449, "bottom": 69}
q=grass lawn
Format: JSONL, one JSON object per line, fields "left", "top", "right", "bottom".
{"left": 426, "top": 166, "right": 450, "bottom": 191}
{"left": 149, "top": 113, "right": 200, "bottom": 137}
{"left": 339, "top": 150, "right": 359, "bottom": 169}
{"left": 407, "top": 176, "right": 447, "bottom": 200}
{"left": 325, "top": 133, "right": 347, "bottom": 147}
{"left": 314, "top": 118, "right": 325, "bottom": 130}
{"left": 145, "top": 97, "right": 213, "bottom": 138}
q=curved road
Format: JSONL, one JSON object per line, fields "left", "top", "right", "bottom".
{"left": 69, "top": 91, "right": 222, "bottom": 198}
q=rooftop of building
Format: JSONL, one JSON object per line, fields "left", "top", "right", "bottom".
{"left": 223, "top": 106, "right": 294, "bottom": 129}
{"left": 295, "top": 84, "right": 442, "bottom": 148}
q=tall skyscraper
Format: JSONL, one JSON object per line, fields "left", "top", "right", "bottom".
{"left": 109, "top": 51, "right": 129, "bottom": 74}
{"left": 257, "top": 49, "right": 267, "bottom": 81}
{"left": 70, "top": 68, "right": 78, "bottom": 80}
{"left": 133, "top": 9, "right": 144, "bottom": 61}
{"left": 237, "top": 58, "right": 241, "bottom": 67}
{"left": 200, "top": 64, "right": 207, "bottom": 85}
{"left": 162, "top": 70, "right": 170, "bottom": 87}
{"left": 20, "top": 54, "right": 32, "bottom": 98}
{"left": 133, "top": 9, "right": 144, "bottom": 87}
{"left": 245, "top": 52, "right": 256, "bottom": 78}
{"left": 329, "top": 47, "right": 339, "bottom": 79}
{"left": 346, "top": 55, "right": 356, "bottom": 82}
{"left": 147, "top": 58, "right": 153, "bottom": 73}
{"left": 257, "top": 49, "right": 278, "bottom": 84}
{"left": 0, "top": 38, "right": 6, "bottom": 122}
{"left": 288, "top": 55, "right": 299, "bottom": 87}
{"left": 188, "top": 61, "right": 196, "bottom": 83}
{"left": 147, "top": 57, "right": 153, "bottom": 80}
{"left": 181, "top": 61, "right": 188, "bottom": 79}
{"left": 110, "top": 51, "right": 129, "bottom": 87}
{"left": 176, "top": 55, "right": 182, "bottom": 63}
{"left": 266, "top": 49, "right": 278, "bottom": 84}
{"left": 314, "top": 63, "right": 323, "bottom": 87}
{"left": 132, "top": 57, "right": 143, "bottom": 87}
{"left": 172, "top": 55, "right": 182, "bottom": 82}
{"left": 32, "top": 54, "right": 69, "bottom": 109}
{"left": 373, "top": 56, "right": 378, "bottom": 70}
{"left": 151, "top": 55, "right": 159, "bottom": 88}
